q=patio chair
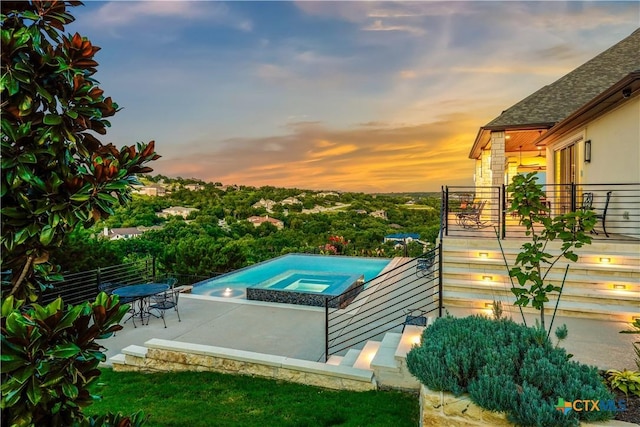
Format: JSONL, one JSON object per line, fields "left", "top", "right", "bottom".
{"left": 98, "top": 282, "right": 134, "bottom": 304}
{"left": 455, "top": 200, "right": 489, "bottom": 229}
{"left": 148, "top": 278, "right": 181, "bottom": 328}
{"left": 416, "top": 253, "right": 435, "bottom": 277}
{"left": 593, "top": 191, "right": 612, "bottom": 238}
{"left": 402, "top": 308, "right": 427, "bottom": 332}
{"left": 581, "top": 191, "right": 611, "bottom": 237}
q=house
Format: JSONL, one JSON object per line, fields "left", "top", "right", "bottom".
{"left": 157, "top": 206, "right": 199, "bottom": 219}
{"left": 246, "top": 215, "right": 284, "bottom": 230}
{"left": 440, "top": 29, "right": 639, "bottom": 322}
{"left": 135, "top": 183, "right": 167, "bottom": 197}
{"left": 280, "top": 197, "right": 302, "bottom": 205}
{"left": 252, "top": 198, "right": 276, "bottom": 212}
{"left": 102, "top": 227, "right": 143, "bottom": 240}
{"left": 369, "top": 210, "right": 388, "bottom": 220}
{"left": 383, "top": 233, "right": 420, "bottom": 243}
{"left": 317, "top": 191, "right": 340, "bottom": 198}
{"left": 469, "top": 28, "right": 639, "bottom": 208}
{"left": 185, "top": 183, "right": 204, "bottom": 191}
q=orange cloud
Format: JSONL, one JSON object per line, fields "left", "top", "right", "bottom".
{"left": 158, "top": 113, "right": 478, "bottom": 192}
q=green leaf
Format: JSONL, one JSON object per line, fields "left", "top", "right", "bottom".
{"left": 39, "top": 224, "right": 55, "bottom": 246}
{"left": 49, "top": 343, "right": 81, "bottom": 359}
{"left": 43, "top": 114, "right": 62, "bottom": 125}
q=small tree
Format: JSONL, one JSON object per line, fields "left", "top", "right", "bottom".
{"left": 504, "top": 173, "right": 596, "bottom": 332}
{"left": 1, "top": 1, "right": 159, "bottom": 300}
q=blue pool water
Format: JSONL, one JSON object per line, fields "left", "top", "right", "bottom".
{"left": 192, "top": 254, "right": 391, "bottom": 298}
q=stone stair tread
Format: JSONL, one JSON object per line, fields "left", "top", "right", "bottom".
{"left": 371, "top": 333, "right": 402, "bottom": 371}
{"left": 122, "top": 344, "right": 148, "bottom": 358}
{"left": 395, "top": 325, "right": 424, "bottom": 360}
{"left": 352, "top": 341, "right": 380, "bottom": 370}
{"left": 326, "top": 355, "right": 343, "bottom": 366}
{"left": 109, "top": 353, "right": 126, "bottom": 365}
{"left": 340, "top": 349, "right": 361, "bottom": 367}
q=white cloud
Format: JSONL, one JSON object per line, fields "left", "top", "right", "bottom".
{"left": 90, "top": 1, "right": 252, "bottom": 32}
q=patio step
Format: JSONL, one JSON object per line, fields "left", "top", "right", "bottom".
{"left": 122, "top": 344, "right": 148, "bottom": 358}
{"left": 370, "top": 333, "right": 402, "bottom": 373}
{"left": 339, "top": 349, "right": 361, "bottom": 367}
{"left": 109, "top": 353, "right": 126, "bottom": 366}
{"left": 352, "top": 340, "right": 381, "bottom": 370}
{"left": 326, "top": 355, "right": 343, "bottom": 366}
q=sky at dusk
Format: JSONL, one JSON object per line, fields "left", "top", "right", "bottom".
{"left": 69, "top": 1, "right": 640, "bottom": 192}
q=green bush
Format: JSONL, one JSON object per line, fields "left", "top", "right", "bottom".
{"left": 406, "top": 316, "right": 614, "bottom": 426}
{"left": 1, "top": 293, "right": 146, "bottom": 427}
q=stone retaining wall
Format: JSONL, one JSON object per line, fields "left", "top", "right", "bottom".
{"left": 420, "top": 385, "right": 635, "bottom": 427}
{"left": 112, "top": 339, "right": 376, "bottom": 392}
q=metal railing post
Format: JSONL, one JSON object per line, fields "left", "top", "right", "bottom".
{"left": 443, "top": 186, "right": 449, "bottom": 237}
{"left": 501, "top": 185, "right": 507, "bottom": 239}
{"left": 438, "top": 244, "right": 443, "bottom": 317}
{"left": 325, "top": 298, "right": 329, "bottom": 362}
{"left": 152, "top": 256, "right": 156, "bottom": 281}
{"left": 96, "top": 267, "right": 101, "bottom": 289}
{"left": 570, "top": 183, "right": 577, "bottom": 212}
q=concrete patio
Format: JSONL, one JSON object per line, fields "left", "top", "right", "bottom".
{"left": 99, "top": 292, "right": 638, "bottom": 372}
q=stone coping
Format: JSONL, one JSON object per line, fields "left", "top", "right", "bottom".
{"left": 144, "top": 338, "right": 374, "bottom": 382}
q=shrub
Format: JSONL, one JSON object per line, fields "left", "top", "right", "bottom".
{"left": 406, "top": 316, "right": 614, "bottom": 426}
{"left": 1, "top": 293, "right": 147, "bottom": 427}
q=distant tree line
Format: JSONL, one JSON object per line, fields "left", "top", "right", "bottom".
{"left": 52, "top": 177, "right": 441, "bottom": 277}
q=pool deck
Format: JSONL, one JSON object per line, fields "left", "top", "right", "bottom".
{"left": 99, "top": 293, "right": 637, "bottom": 371}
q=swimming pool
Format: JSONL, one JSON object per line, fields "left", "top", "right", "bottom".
{"left": 192, "top": 254, "right": 392, "bottom": 306}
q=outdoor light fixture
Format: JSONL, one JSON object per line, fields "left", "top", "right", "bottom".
{"left": 613, "top": 284, "right": 627, "bottom": 290}
{"left": 479, "top": 252, "right": 489, "bottom": 259}
{"left": 484, "top": 302, "right": 493, "bottom": 308}
{"left": 482, "top": 276, "right": 493, "bottom": 282}
{"left": 600, "top": 257, "right": 611, "bottom": 264}
{"left": 584, "top": 140, "right": 591, "bottom": 163}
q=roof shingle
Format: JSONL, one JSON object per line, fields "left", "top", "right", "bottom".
{"left": 485, "top": 28, "right": 640, "bottom": 129}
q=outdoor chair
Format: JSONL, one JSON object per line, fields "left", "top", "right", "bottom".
{"left": 416, "top": 254, "right": 435, "bottom": 277}
{"left": 98, "top": 282, "right": 134, "bottom": 304}
{"left": 149, "top": 278, "right": 181, "bottom": 328}
{"left": 455, "top": 200, "right": 489, "bottom": 229}
{"left": 580, "top": 191, "right": 611, "bottom": 237}
{"left": 402, "top": 308, "right": 427, "bottom": 332}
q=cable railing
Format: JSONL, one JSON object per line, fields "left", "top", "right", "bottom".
{"left": 39, "top": 258, "right": 156, "bottom": 306}
{"left": 324, "top": 246, "right": 442, "bottom": 361}
{"left": 443, "top": 183, "right": 640, "bottom": 241}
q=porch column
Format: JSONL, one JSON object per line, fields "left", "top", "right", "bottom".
{"left": 489, "top": 131, "right": 506, "bottom": 223}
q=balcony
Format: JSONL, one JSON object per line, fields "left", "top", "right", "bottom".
{"left": 442, "top": 183, "right": 640, "bottom": 242}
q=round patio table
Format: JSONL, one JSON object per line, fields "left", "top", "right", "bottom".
{"left": 113, "top": 283, "right": 169, "bottom": 327}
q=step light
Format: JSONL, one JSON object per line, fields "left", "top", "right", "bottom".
{"left": 478, "top": 252, "right": 489, "bottom": 259}
{"left": 484, "top": 302, "right": 493, "bottom": 308}
{"left": 612, "top": 284, "right": 627, "bottom": 290}
{"left": 599, "top": 257, "right": 611, "bottom": 264}
{"left": 482, "top": 275, "right": 493, "bottom": 282}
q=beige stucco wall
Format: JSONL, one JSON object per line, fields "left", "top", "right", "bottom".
{"left": 581, "top": 97, "right": 639, "bottom": 185}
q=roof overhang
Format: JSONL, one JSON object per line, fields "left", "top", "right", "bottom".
{"left": 533, "top": 71, "right": 640, "bottom": 147}
{"left": 468, "top": 123, "right": 555, "bottom": 159}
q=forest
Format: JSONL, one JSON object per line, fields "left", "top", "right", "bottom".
{"left": 52, "top": 176, "right": 442, "bottom": 278}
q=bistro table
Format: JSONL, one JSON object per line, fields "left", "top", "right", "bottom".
{"left": 113, "top": 283, "right": 169, "bottom": 327}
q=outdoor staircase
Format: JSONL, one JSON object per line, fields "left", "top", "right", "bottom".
{"left": 440, "top": 237, "right": 640, "bottom": 322}
{"left": 324, "top": 322, "right": 429, "bottom": 390}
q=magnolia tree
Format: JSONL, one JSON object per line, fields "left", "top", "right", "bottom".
{"left": 1, "top": 2, "right": 158, "bottom": 425}
{"left": 1, "top": 1, "right": 159, "bottom": 300}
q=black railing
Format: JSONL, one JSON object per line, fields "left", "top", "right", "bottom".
{"left": 324, "top": 246, "right": 441, "bottom": 361}
{"left": 443, "top": 183, "right": 640, "bottom": 241}
{"left": 39, "top": 258, "right": 156, "bottom": 305}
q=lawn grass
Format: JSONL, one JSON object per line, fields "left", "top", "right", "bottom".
{"left": 85, "top": 369, "right": 419, "bottom": 426}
